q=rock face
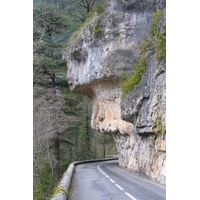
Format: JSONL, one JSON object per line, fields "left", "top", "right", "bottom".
{"left": 66, "top": 0, "right": 166, "bottom": 185}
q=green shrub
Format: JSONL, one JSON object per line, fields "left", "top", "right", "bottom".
{"left": 120, "top": 57, "right": 147, "bottom": 96}
{"left": 94, "top": 1, "right": 104, "bottom": 15}
{"left": 33, "top": 164, "right": 56, "bottom": 200}
{"left": 138, "top": 10, "right": 166, "bottom": 61}
{"left": 93, "top": 23, "right": 101, "bottom": 38}
{"left": 151, "top": 10, "right": 166, "bottom": 61}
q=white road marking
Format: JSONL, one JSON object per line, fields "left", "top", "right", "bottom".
{"left": 115, "top": 184, "right": 123, "bottom": 190}
{"left": 125, "top": 192, "right": 137, "bottom": 200}
{"left": 110, "top": 178, "right": 115, "bottom": 183}
{"left": 99, "top": 163, "right": 138, "bottom": 199}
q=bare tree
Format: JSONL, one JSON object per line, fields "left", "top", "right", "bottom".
{"left": 65, "top": 0, "right": 99, "bottom": 23}
{"left": 33, "top": 86, "right": 80, "bottom": 174}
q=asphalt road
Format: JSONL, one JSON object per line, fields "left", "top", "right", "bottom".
{"left": 68, "top": 160, "right": 166, "bottom": 200}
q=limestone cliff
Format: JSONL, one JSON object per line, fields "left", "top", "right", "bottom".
{"left": 66, "top": 0, "right": 166, "bottom": 185}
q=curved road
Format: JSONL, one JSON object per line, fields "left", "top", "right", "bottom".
{"left": 68, "top": 160, "right": 166, "bottom": 200}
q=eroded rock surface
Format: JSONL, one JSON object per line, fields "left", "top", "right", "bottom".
{"left": 66, "top": 0, "right": 166, "bottom": 185}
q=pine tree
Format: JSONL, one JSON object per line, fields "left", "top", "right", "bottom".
{"left": 33, "top": 2, "right": 68, "bottom": 179}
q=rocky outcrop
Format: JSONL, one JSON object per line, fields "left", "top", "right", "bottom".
{"left": 66, "top": 0, "right": 166, "bottom": 185}
{"left": 119, "top": 55, "right": 166, "bottom": 184}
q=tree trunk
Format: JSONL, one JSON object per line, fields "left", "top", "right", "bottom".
{"left": 54, "top": 131, "right": 60, "bottom": 180}
{"left": 103, "top": 135, "right": 105, "bottom": 158}
{"left": 51, "top": 71, "right": 60, "bottom": 180}
{"left": 85, "top": 100, "right": 91, "bottom": 159}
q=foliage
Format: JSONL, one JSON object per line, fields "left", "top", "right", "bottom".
{"left": 33, "top": 164, "right": 56, "bottom": 200}
{"left": 93, "top": 23, "right": 101, "bottom": 38}
{"left": 155, "top": 96, "right": 166, "bottom": 138}
{"left": 138, "top": 10, "right": 166, "bottom": 62}
{"left": 93, "top": 1, "right": 105, "bottom": 15}
{"left": 69, "top": 1, "right": 105, "bottom": 43}
{"left": 33, "top": 2, "right": 68, "bottom": 85}
{"left": 33, "top": 1, "right": 116, "bottom": 199}
{"left": 120, "top": 10, "right": 166, "bottom": 96}
{"left": 33, "top": 84, "right": 116, "bottom": 200}
{"left": 120, "top": 57, "right": 147, "bottom": 96}
{"left": 33, "top": 2, "right": 70, "bottom": 183}
{"left": 64, "top": 0, "right": 101, "bottom": 23}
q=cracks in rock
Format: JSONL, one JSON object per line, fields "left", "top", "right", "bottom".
{"left": 155, "top": 66, "right": 165, "bottom": 79}
{"left": 137, "top": 131, "right": 156, "bottom": 137}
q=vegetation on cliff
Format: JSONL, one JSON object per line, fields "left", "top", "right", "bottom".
{"left": 93, "top": 23, "right": 101, "bottom": 38}
{"left": 69, "top": 0, "right": 105, "bottom": 43}
{"left": 120, "top": 57, "right": 147, "bottom": 96}
{"left": 120, "top": 10, "right": 166, "bottom": 96}
{"left": 155, "top": 96, "right": 166, "bottom": 138}
{"left": 139, "top": 10, "right": 166, "bottom": 62}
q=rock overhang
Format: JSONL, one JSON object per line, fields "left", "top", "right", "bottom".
{"left": 66, "top": 0, "right": 157, "bottom": 135}
{"left": 65, "top": 0, "right": 166, "bottom": 185}
{"left": 66, "top": 0, "right": 157, "bottom": 93}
